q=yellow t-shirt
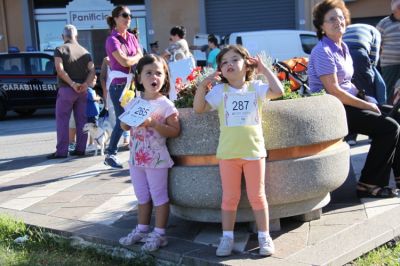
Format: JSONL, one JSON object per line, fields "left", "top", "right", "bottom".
{"left": 216, "top": 83, "right": 266, "bottom": 159}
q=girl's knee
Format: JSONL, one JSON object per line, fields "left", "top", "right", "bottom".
{"left": 222, "top": 195, "right": 240, "bottom": 211}
{"left": 248, "top": 195, "right": 268, "bottom": 210}
{"left": 137, "top": 194, "right": 151, "bottom": 205}
{"left": 134, "top": 188, "right": 151, "bottom": 204}
{"left": 150, "top": 189, "right": 169, "bottom": 206}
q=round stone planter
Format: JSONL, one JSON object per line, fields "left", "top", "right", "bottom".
{"left": 167, "top": 94, "right": 349, "bottom": 224}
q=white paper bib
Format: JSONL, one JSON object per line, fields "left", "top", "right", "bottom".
{"left": 223, "top": 91, "right": 259, "bottom": 127}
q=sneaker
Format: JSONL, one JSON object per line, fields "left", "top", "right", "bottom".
{"left": 259, "top": 236, "right": 275, "bottom": 256}
{"left": 47, "top": 152, "right": 67, "bottom": 159}
{"left": 216, "top": 236, "right": 234, "bottom": 257}
{"left": 104, "top": 155, "right": 123, "bottom": 169}
{"left": 69, "top": 150, "right": 86, "bottom": 156}
{"left": 119, "top": 227, "right": 148, "bottom": 246}
{"left": 68, "top": 143, "right": 76, "bottom": 152}
{"left": 347, "top": 140, "right": 357, "bottom": 146}
{"left": 141, "top": 231, "right": 168, "bottom": 252}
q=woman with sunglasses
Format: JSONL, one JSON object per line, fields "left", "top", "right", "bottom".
{"left": 308, "top": 0, "right": 400, "bottom": 198}
{"left": 104, "top": 5, "right": 143, "bottom": 169}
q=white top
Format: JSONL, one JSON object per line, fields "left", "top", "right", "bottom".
{"left": 205, "top": 80, "right": 270, "bottom": 110}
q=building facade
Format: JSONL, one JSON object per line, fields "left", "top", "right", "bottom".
{"left": 0, "top": 0, "right": 392, "bottom": 67}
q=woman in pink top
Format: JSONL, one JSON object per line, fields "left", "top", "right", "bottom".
{"left": 104, "top": 5, "right": 143, "bottom": 169}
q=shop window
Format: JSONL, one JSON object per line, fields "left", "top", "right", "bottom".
{"left": 78, "top": 29, "right": 109, "bottom": 69}
{"left": 37, "top": 20, "right": 66, "bottom": 51}
{"left": 131, "top": 17, "right": 147, "bottom": 52}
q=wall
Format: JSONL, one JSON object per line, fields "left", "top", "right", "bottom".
{"left": 303, "top": 0, "right": 392, "bottom": 31}
{"left": 346, "top": 0, "right": 391, "bottom": 18}
{"left": 0, "top": 0, "right": 7, "bottom": 52}
{"left": 0, "top": 0, "right": 25, "bottom": 52}
{"left": 150, "top": 0, "right": 200, "bottom": 52}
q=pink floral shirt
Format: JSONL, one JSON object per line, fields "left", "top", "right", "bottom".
{"left": 129, "top": 96, "right": 178, "bottom": 168}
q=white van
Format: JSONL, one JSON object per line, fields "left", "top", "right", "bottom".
{"left": 225, "top": 30, "right": 318, "bottom": 61}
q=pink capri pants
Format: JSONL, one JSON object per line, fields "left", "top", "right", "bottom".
{"left": 219, "top": 158, "right": 268, "bottom": 211}
{"left": 129, "top": 165, "right": 169, "bottom": 206}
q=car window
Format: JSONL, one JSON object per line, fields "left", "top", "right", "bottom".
{"left": 29, "top": 56, "right": 54, "bottom": 75}
{"left": 0, "top": 56, "right": 24, "bottom": 74}
{"left": 300, "top": 34, "right": 318, "bottom": 54}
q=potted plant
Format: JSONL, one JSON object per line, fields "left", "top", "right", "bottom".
{"left": 167, "top": 59, "right": 350, "bottom": 229}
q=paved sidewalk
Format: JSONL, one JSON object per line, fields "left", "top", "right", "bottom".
{"left": 1, "top": 136, "right": 400, "bottom": 265}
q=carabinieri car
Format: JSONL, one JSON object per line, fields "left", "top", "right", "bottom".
{"left": 0, "top": 50, "right": 57, "bottom": 120}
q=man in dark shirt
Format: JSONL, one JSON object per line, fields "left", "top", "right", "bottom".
{"left": 47, "top": 24, "right": 95, "bottom": 159}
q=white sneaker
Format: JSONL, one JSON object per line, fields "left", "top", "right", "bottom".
{"left": 216, "top": 236, "right": 234, "bottom": 257}
{"left": 119, "top": 227, "right": 148, "bottom": 246}
{"left": 141, "top": 231, "right": 168, "bottom": 252}
{"left": 259, "top": 235, "right": 275, "bottom": 256}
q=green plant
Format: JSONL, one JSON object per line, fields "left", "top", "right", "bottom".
{"left": 0, "top": 215, "right": 155, "bottom": 266}
{"left": 272, "top": 81, "right": 325, "bottom": 101}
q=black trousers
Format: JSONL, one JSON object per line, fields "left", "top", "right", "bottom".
{"left": 345, "top": 105, "right": 400, "bottom": 187}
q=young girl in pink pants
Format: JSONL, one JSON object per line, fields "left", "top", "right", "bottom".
{"left": 119, "top": 54, "right": 180, "bottom": 252}
{"left": 194, "top": 45, "right": 284, "bottom": 257}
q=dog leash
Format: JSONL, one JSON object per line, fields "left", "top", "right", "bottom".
{"left": 94, "top": 131, "right": 105, "bottom": 146}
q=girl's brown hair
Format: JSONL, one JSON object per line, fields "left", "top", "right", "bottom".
{"left": 134, "top": 54, "right": 171, "bottom": 96}
{"left": 106, "top": 5, "right": 128, "bottom": 30}
{"left": 216, "top": 45, "right": 256, "bottom": 83}
{"left": 312, "top": 0, "right": 351, "bottom": 40}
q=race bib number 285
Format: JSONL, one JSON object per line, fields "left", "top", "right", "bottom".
{"left": 119, "top": 98, "right": 155, "bottom": 127}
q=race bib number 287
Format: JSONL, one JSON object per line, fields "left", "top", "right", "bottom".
{"left": 223, "top": 92, "right": 259, "bottom": 127}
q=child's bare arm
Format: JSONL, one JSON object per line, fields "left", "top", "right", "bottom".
{"left": 193, "top": 72, "right": 220, "bottom": 113}
{"left": 142, "top": 113, "right": 180, "bottom": 138}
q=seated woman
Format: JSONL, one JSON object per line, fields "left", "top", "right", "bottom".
{"left": 308, "top": 0, "right": 400, "bottom": 198}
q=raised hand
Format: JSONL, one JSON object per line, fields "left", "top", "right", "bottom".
{"left": 199, "top": 71, "right": 222, "bottom": 91}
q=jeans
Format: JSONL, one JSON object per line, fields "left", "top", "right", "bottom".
{"left": 373, "top": 67, "right": 387, "bottom": 104}
{"left": 382, "top": 64, "right": 400, "bottom": 103}
{"left": 106, "top": 84, "right": 125, "bottom": 156}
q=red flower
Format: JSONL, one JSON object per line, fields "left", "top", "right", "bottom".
{"left": 176, "top": 77, "right": 183, "bottom": 85}
{"left": 187, "top": 72, "right": 196, "bottom": 82}
{"left": 135, "top": 148, "right": 152, "bottom": 165}
{"left": 186, "top": 67, "right": 203, "bottom": 82}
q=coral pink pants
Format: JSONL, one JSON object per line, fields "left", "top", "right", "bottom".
{"left": 219, "top": 158, "right": 268, "bottom": 211}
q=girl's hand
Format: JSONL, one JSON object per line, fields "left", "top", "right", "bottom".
{"left": 198, "top": 71, "right": 222, "bottom": 91}
{"left": 248, "top": 55, "right": 268, "bottom": 75}
{"left": 141, "top": 117, "right": 155, "bottom": 128}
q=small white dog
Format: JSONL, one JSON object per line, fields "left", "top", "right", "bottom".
{"left": 83, "top": 121, "right": 112, "bottom": 156}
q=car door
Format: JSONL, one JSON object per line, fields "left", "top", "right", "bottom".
{"left": 26, "top": 54, "right": 58, "bottom": 107}
{"left": 0, "top": 54, "right": 27, "bottom": 109}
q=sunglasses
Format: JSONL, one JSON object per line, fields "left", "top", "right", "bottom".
{"left": 119, "top": 13, "right": 133, "bottom": 19}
